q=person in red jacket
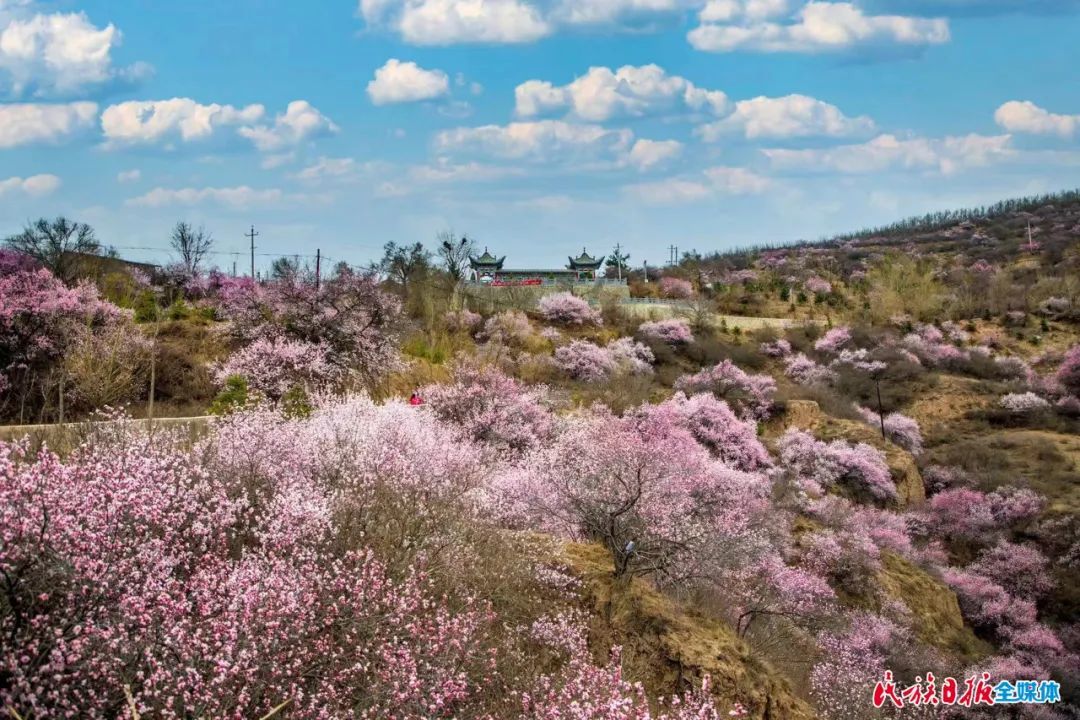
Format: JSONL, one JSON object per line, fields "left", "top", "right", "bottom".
{"left": 409, "top": 390, "right": 423, "bottom": 406}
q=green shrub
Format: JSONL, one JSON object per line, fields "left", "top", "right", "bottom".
{"left": 209, "top": 375, "right": 249, "bottom": 416}
{"left": 281, "top": 384, "right": 313, "bottom": 419}
{"left": 134, "top": 290, "right": 159, "bottom": 322}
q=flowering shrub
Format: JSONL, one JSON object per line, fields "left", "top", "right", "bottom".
{"left": 994, "top": 355, "right": 1034, "bottom": 382}
{"left": 968, "top": 541, "right": 1054, "bottom": 602}
{"left": 648, "top": 393, "right": 771, "bottom": 472}
{"left": 810, "top": 614, "right": 899, "bottom": 720}
{"left": 1057, "top": 395, "right": 1080, "bottom": 416}
{"left": 422, "top": 363, "right": 555, "bottom": 456}
{"left": 941, "top": 567, "right": 1037, "bottom": 631}
{"left": 1057, "top": 344, "right": 1080, "bottom": 396}
{"left": 855, "top": 407, "right": 924, "bottom": 455}
{"left": 607, "top": 337, "right": 655, "bottom": 375}
{"left": 537, "top": 292, "right": 602, "bottom": 326}
{"left": 799, "top": 529, "right": 881, "bottom": 593}
{"left": 553, "top": 340, "right": 619, "bottom": 381}
{"left": 659, "top": 276, "right": 693, "bottom": 299}
{"left": 522, "top": 613, "right": 722, "bottom": 719}
{"left": 539, "top": 326, "right": 562, "bottom": 343}
{"left": 722, "top": 269, "right": 758, "bottom": 285}
{"left": 0, "top": 421, "right": 497, "bottom": 718}
{"left": 553, "top": 339, "right": 653, "bottom": 382}
{"left": 925, "top": 487, "right": 1044, "bottom": 543}
{"left": 491, "top": 405, "right": 770, "bottom": 581}
{"left": 445, "top": 308, "right": 482, "bottom": 332}
{"left": 639, "top": 318, "right": 694, "bottom": 345}
{"left": 804, "top": 276, "right": 832, "bottom": 295}
{"left": 215, "top": 271, "right": 402, "bottom": 386}
{"left": 213, "top": 336, "right": 339, "bottom": 400}
{"left": 0, "top": 266, "right": 126, "bottom": 420}
{"left": 674, "top": 360, "right": 776, "bottom": 421}
{"left": 814, "top": 327, "right": 852, "bottom": 354}
{"left": 0, "top": 248, "right": 38, "bottom": 274}
{"left": 728, "top": 553, "right": 835, "bottom": 638}
{"left": 481, "top": 310, "right": 534, "bottom": 347}
{"left": 1000, "top": 392, "right": 1050, "bottom": 413}
{"left": 902, "top": 323, "right": 970, "bottom": 368}
{"left": 777, "top": 429, "right": 895, "bottom": 502}
{"left": 784, "top": 353, "right": 837, "bottom": 386}
{"left": 830, "top": 348, "right": 887, "bottom": 375}
{"left": 759, "top": 338, "right": 792, "bottom": 358}
{"left": 941, "top": 320, "right": 970, "bottom": 343}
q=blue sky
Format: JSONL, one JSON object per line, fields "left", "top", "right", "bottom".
{"left": 1, "top": 0, "right": 1078, "bottom": 273}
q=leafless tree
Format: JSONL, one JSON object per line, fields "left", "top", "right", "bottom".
{"left": 4, "top": 216, "right": 100, "bottom": 285}
{"left": 169, "top": 221, "right": 214, "bottom": 276}
{"left": 436, "top": 230, "right": 476, "bottom": 283}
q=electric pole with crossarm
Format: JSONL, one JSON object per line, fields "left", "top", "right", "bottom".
{"left": 245, "top": 225, "right": 259, "bottom": 279}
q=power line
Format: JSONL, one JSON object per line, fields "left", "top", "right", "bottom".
{"left": 106, "top": 245, "right": 328, "bottom": 259}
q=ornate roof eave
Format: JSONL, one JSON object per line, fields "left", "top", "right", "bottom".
{"left": 469, "top": 248, "right": 506, "bottom": 270}
{"left": 567, "top": 255, "right": 604, "bottom": 270}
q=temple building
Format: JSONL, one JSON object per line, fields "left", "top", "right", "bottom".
{"left": 468, "top": 247, "right": 612, "bottom": 285}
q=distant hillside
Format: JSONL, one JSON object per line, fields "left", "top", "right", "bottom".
{"left": 830, "top": 188, "right": 1080, "bottom": 244}
{"left": 702, "top": 187, "right": 1080, "bottom": 269}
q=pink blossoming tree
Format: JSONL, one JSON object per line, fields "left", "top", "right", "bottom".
{"left": 537, "top": 292, "right": 602, "bottom": 326}
{"left": 639, "top": 318, "right": 694, "bottom": 345}
{"left": 674, "top": 360, "right": 776, "bottom": 421}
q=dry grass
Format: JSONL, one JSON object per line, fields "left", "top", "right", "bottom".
{"left": 925, "top": 429, "right": 1080, "bottom": 514}
{"left": 561, "top": 542, "right": 819, "bottom": 720}
{"left": 875, "top": 553, "right": 990, "bottom": 662}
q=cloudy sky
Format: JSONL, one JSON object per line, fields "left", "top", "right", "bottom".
{"left": 1, "top": 0, "right": 1078, "bottom": 271}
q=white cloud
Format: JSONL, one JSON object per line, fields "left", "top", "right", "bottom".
{"left": 700, "top": 0, "right": 791, "bottom": 22}
{"left": 367, "top": 58, "right": 450, "bottom": 104}
{"left": 362, "top": 0, "right": 551, "bottom": 45}
{"left": 763, "top": 132, "right": 1013, "bottom": 174}
{"left": 127, "top": 185, "right": 295, "bottom": 209}
{"left": 0, "top": 10, "right": 148, "bottom": 96}
{"left": 627, "top": 177, "right": 713, "bottom": 203}
{"left": 0, "top": 101, "right": 96, "bottom": 147}
{"left": 689, "top": 1, "right": 949, "bottom": 53}
{"left": 296, "top": 156, "right": 359, "bottom": 181}
{"left": 994, "top": 100, "right": 1079, "bottom": 138}
{"left": 101, "top": 98, "right": 265, "bottom": 147}
{"left": 434, "top": 119, "right": 634, "bottom": 161}
{"left": 410, "top": 158, "right": 525, "bottom": 182}
{"left": 625, "top": 165, "right": 769, "bottom": 203}
{"left": 703, "top": 165, "right": 770, "bottom": 192}
{"left": 551, "top": 0, "right": 691, "bottom": 25}
{"left": 0, "top": 173, "right": 60, "bottom": 197}
{"left": 696, "top": 93, "right": 874, "bottom": 139}
{"left": 515, "top": 64, "right": 729, "bottom": 121}
{"left": 237, "top": 100, "right": 339, "bottom": 152}
{"left": 627, "top": 138, "right": 683, "bottom": 170}
{"left": 116, "top": 169, "right": 141, "bottom": 183}
{"left": 260, "top": 152, "right": 297, "bottom": 169}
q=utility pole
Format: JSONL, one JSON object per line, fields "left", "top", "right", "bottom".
{"left": 643, "top": 260, "right": 649, "bottom": 283}
{"left": 613, "top": 242, "right": 623, "bottom": 281}
{"left": 315, "top": 249, "right": 321, "bottom": 290}
{"left": 245, "top": 225, "right": 259, "bottom": 279}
